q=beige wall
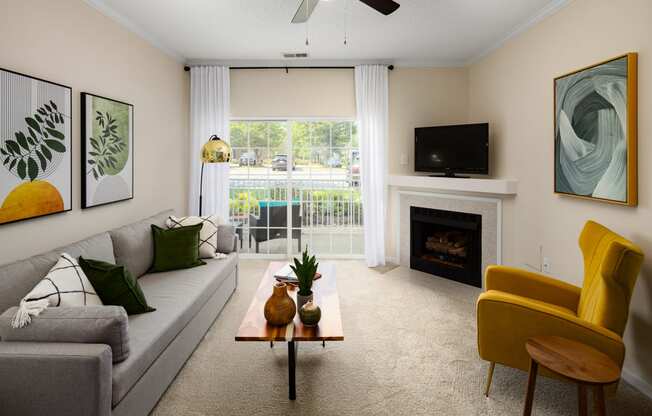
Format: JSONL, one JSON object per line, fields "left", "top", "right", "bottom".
{"left": 231, "top": 68, "right": 356, "bottom": 118}
{"left": 0, "top": 0, "right": 189, "bottom": 264}
{"left": 469, "top": 0, "right": 652, "bottom": 392}
{"left": 388, "top": 68, "right": 469, "bottom": 174}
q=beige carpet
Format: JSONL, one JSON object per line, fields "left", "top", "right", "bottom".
{"left": 152, "top": 260, "right": 652, "bottom": 416}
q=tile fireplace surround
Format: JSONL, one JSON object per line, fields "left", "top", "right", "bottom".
{"left": 390, "top": 176, "right": 518, "bottom": 289}
{"left": 397, "top": 192, "right": 500, "bottom": 285}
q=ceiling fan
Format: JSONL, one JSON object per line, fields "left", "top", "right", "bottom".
{"left": 291, "top": 0, "right": 400, "bottom": 23}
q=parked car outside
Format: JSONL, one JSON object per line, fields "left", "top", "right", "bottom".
{"left": 350, "top": 150, "right": 360, "bottom": 186}
{"left": 239, "top": 151, "right": 257, "bottom": 166}
{"left": 326, "top": 154, "right": 342, "bottom": 168}
{"left": 272, "top": 154, "right": 294, "bottom": 171}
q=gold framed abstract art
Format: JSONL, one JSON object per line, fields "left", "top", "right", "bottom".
{"left": 554, "top": 53, "right": 638, "bottom": 206}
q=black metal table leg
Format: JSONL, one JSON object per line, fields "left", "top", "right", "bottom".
{"left": 288, "top": 341, "right": 296, "bottom": 400}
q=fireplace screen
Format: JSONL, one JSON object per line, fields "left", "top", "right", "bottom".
{"left": 410, "top": 207, "right": 482, "bottom": 287}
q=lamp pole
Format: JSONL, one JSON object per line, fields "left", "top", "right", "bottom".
{"left": 199, "top": 162, "right": 205, "bottom": 216}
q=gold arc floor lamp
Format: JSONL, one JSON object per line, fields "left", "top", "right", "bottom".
{"left": 199, "top": 135, "right": 231, "bottom": 216}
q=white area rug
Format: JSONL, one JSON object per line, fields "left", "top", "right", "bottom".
{"left": 152, "top": 260, "right": 652, "bottom": 415}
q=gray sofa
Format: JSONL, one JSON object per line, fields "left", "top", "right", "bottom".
{"left": 0, "top": 210, "right": 238, "bottom": 416}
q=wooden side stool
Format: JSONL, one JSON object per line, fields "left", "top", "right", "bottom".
{"left": 523, "top": 335, "right": 621, "bottom": 416}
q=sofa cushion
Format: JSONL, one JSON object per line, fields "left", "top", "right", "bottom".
{"left": 12, "top": 253, "right": 104, "bottom": 328}
{"left": 79, "top": 257, "right": 156, "bottom": 315}
{"left": 109, "top": 210, "right": 173, "bottom": 279}
{"left": 0, "top": 232, "right": 115, "bottom": 315}
{"left": 150, "top": 224, "right": 205, "bottom": 272}
{"left": 166, "top": 215, "right": 225, "bottom": 259}
{"left": 111, "top": 253, "right": 237, "bottom": 406}
{"left": 0, "top": 305, "right": 129, "bottom": 363}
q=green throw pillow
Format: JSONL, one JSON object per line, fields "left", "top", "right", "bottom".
{"left": 78, "top": 257, "right": 155, "bottom": 315}
{"left": 150, "top": 223, "right": 206, "bottom": 272}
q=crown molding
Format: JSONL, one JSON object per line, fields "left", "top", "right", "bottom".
{"left": 83, "top": 0, "right": 185, "bottom": 63}
{"left": 466, "top": 0, "right": 571, "bottom": 66}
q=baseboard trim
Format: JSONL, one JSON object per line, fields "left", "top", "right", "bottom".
{"left": 622, "top": 368, "right": 652, "bottom": 400}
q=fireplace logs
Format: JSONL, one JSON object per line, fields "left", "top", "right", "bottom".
{"left": 425, "top": 231, "right": 468, "bottom": 258}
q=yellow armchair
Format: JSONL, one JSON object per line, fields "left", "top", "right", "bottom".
{"left": 477, "top": 221, "right": 644, "bottom": 396}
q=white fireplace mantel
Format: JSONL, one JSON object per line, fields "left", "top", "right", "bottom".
{"left": 389, "top": 175, "right": 518, "bottom": 196}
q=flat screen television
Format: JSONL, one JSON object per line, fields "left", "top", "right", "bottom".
{"left": 414, "top": 123, "right": 489, "bottom": 176}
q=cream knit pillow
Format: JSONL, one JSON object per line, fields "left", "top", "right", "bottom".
{"left": 12, "top": 253, "right": 103, "bottom": 328}
{"left": 166, "top": 215, "right": 225, "bottom": 259}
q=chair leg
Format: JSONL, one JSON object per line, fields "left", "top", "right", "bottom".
{"left": 256, "top": 241, "right": 260, "bottom": 253}
{"left": 484, "top": 362, "right": 496, "bottom": 397}
{"left": 578, "top": 384, "right": 588, "bottom": 416}
{"left": 593, "top": 385, "right": 606, "bottom": 416}
{"left": 522, "top": 359, "right": 538, "bottom": 416}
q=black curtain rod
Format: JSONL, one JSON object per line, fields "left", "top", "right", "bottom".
{"left": 184, "top": 65, "right": 394, "bottom": 72}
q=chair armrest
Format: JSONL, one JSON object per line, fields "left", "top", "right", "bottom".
{"left": 476, "top": 291, "right": 624, "bottom": 374}
{"left": 0, "top": 342, "right": 112, "bottom": 416}
{"left": 484, "top": 265, "right": 581, "bottom": 311}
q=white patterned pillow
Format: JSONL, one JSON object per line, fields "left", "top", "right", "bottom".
{"left": 166, "top": 215, "right": 225, "bottom": 259}
{"left": 12, "top": 253, "right": 103, "bottom": 328}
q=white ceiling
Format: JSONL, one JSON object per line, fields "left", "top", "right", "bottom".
{"left": 86, "top": 0, "right": 568, "bottom": 65}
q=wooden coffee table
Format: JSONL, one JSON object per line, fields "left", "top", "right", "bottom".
{"left": 235, "top": 261, "right": 344, "bottom": 400}
{"left": 523, "top": 336, "right": 621, "bottom": 416}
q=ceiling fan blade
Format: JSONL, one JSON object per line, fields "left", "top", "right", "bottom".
{"left": 359, "top": 0, "right": 400, "bottom": 15}
{"left": 291, "top": 0, "right": 320, "bottom": 24}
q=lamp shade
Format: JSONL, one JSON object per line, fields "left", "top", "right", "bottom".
{"left": 201, "top": 135, "right": 231, "bottom": 163}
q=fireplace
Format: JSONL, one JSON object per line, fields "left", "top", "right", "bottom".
{"left": 410, "top": 207, "right": 482, "bottom": 287}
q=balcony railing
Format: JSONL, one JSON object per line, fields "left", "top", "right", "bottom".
{"left": 229, "top": 178, "right": 363, "bottom": 229}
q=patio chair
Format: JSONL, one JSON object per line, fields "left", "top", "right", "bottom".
{"left": 249, "top": 201, "right": 302, "bottom": 253}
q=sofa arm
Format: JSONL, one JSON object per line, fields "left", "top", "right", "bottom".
{"left": 0, "top": 342, "right": 112, "bottom": 416}
{"left": 476, "top": 290, "right": 624, "bottom": 375}
{"left": 484, "top": 265, "right": 582, "bottom": 311}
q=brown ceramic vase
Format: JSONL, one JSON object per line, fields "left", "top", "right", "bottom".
{"left": 264, "top": 282, "right": 296, "bottom": 326}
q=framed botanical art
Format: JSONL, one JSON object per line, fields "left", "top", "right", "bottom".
{"left": 0, "top": 68, "right": 72, "bottom": 225}
{"left": 81, "top": 93, "right": 134, "bottom": 209}
{"left": 554, "top": 53, "right": 638, "bottom": 206}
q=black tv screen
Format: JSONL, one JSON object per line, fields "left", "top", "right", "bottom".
{"left": 414, "top": 123, "right": 489, "bottom": 175}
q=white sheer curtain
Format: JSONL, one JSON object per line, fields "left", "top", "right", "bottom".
{"left": 355, "top": 65, "right": 389, "bottom": 267}
{"left": 189, "top": 66, "right": 230, "bottom": 220}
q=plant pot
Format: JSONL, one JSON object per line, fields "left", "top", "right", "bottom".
{"left": 264, "top": 282, "right": 296, "bottom": 326}
{"left": 299, "top": 301, "right": 321, "bottom": 327}
{"left": 296, "top": 291, "right": 313, "bottom": 311}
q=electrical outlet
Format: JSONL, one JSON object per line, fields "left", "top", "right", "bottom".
{"left": 542, "top": 257, "right": 551, "bottom": 273}
{"left": 400, "top": 153, "right": 408, "bottom": 166}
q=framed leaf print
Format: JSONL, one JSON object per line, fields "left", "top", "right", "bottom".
{"left": 0, "top": 68, "right": 72, "bottom": 225}
{"left": 81, "top": 93, "right": 134, "bottom": 209}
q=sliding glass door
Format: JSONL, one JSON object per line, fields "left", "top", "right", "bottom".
{"left": 229, "top": 119, "right": 363, "bottom": 258}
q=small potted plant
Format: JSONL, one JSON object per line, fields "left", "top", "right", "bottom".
{"left": 290, "top": 247, "right": 319, "bottom": 310}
